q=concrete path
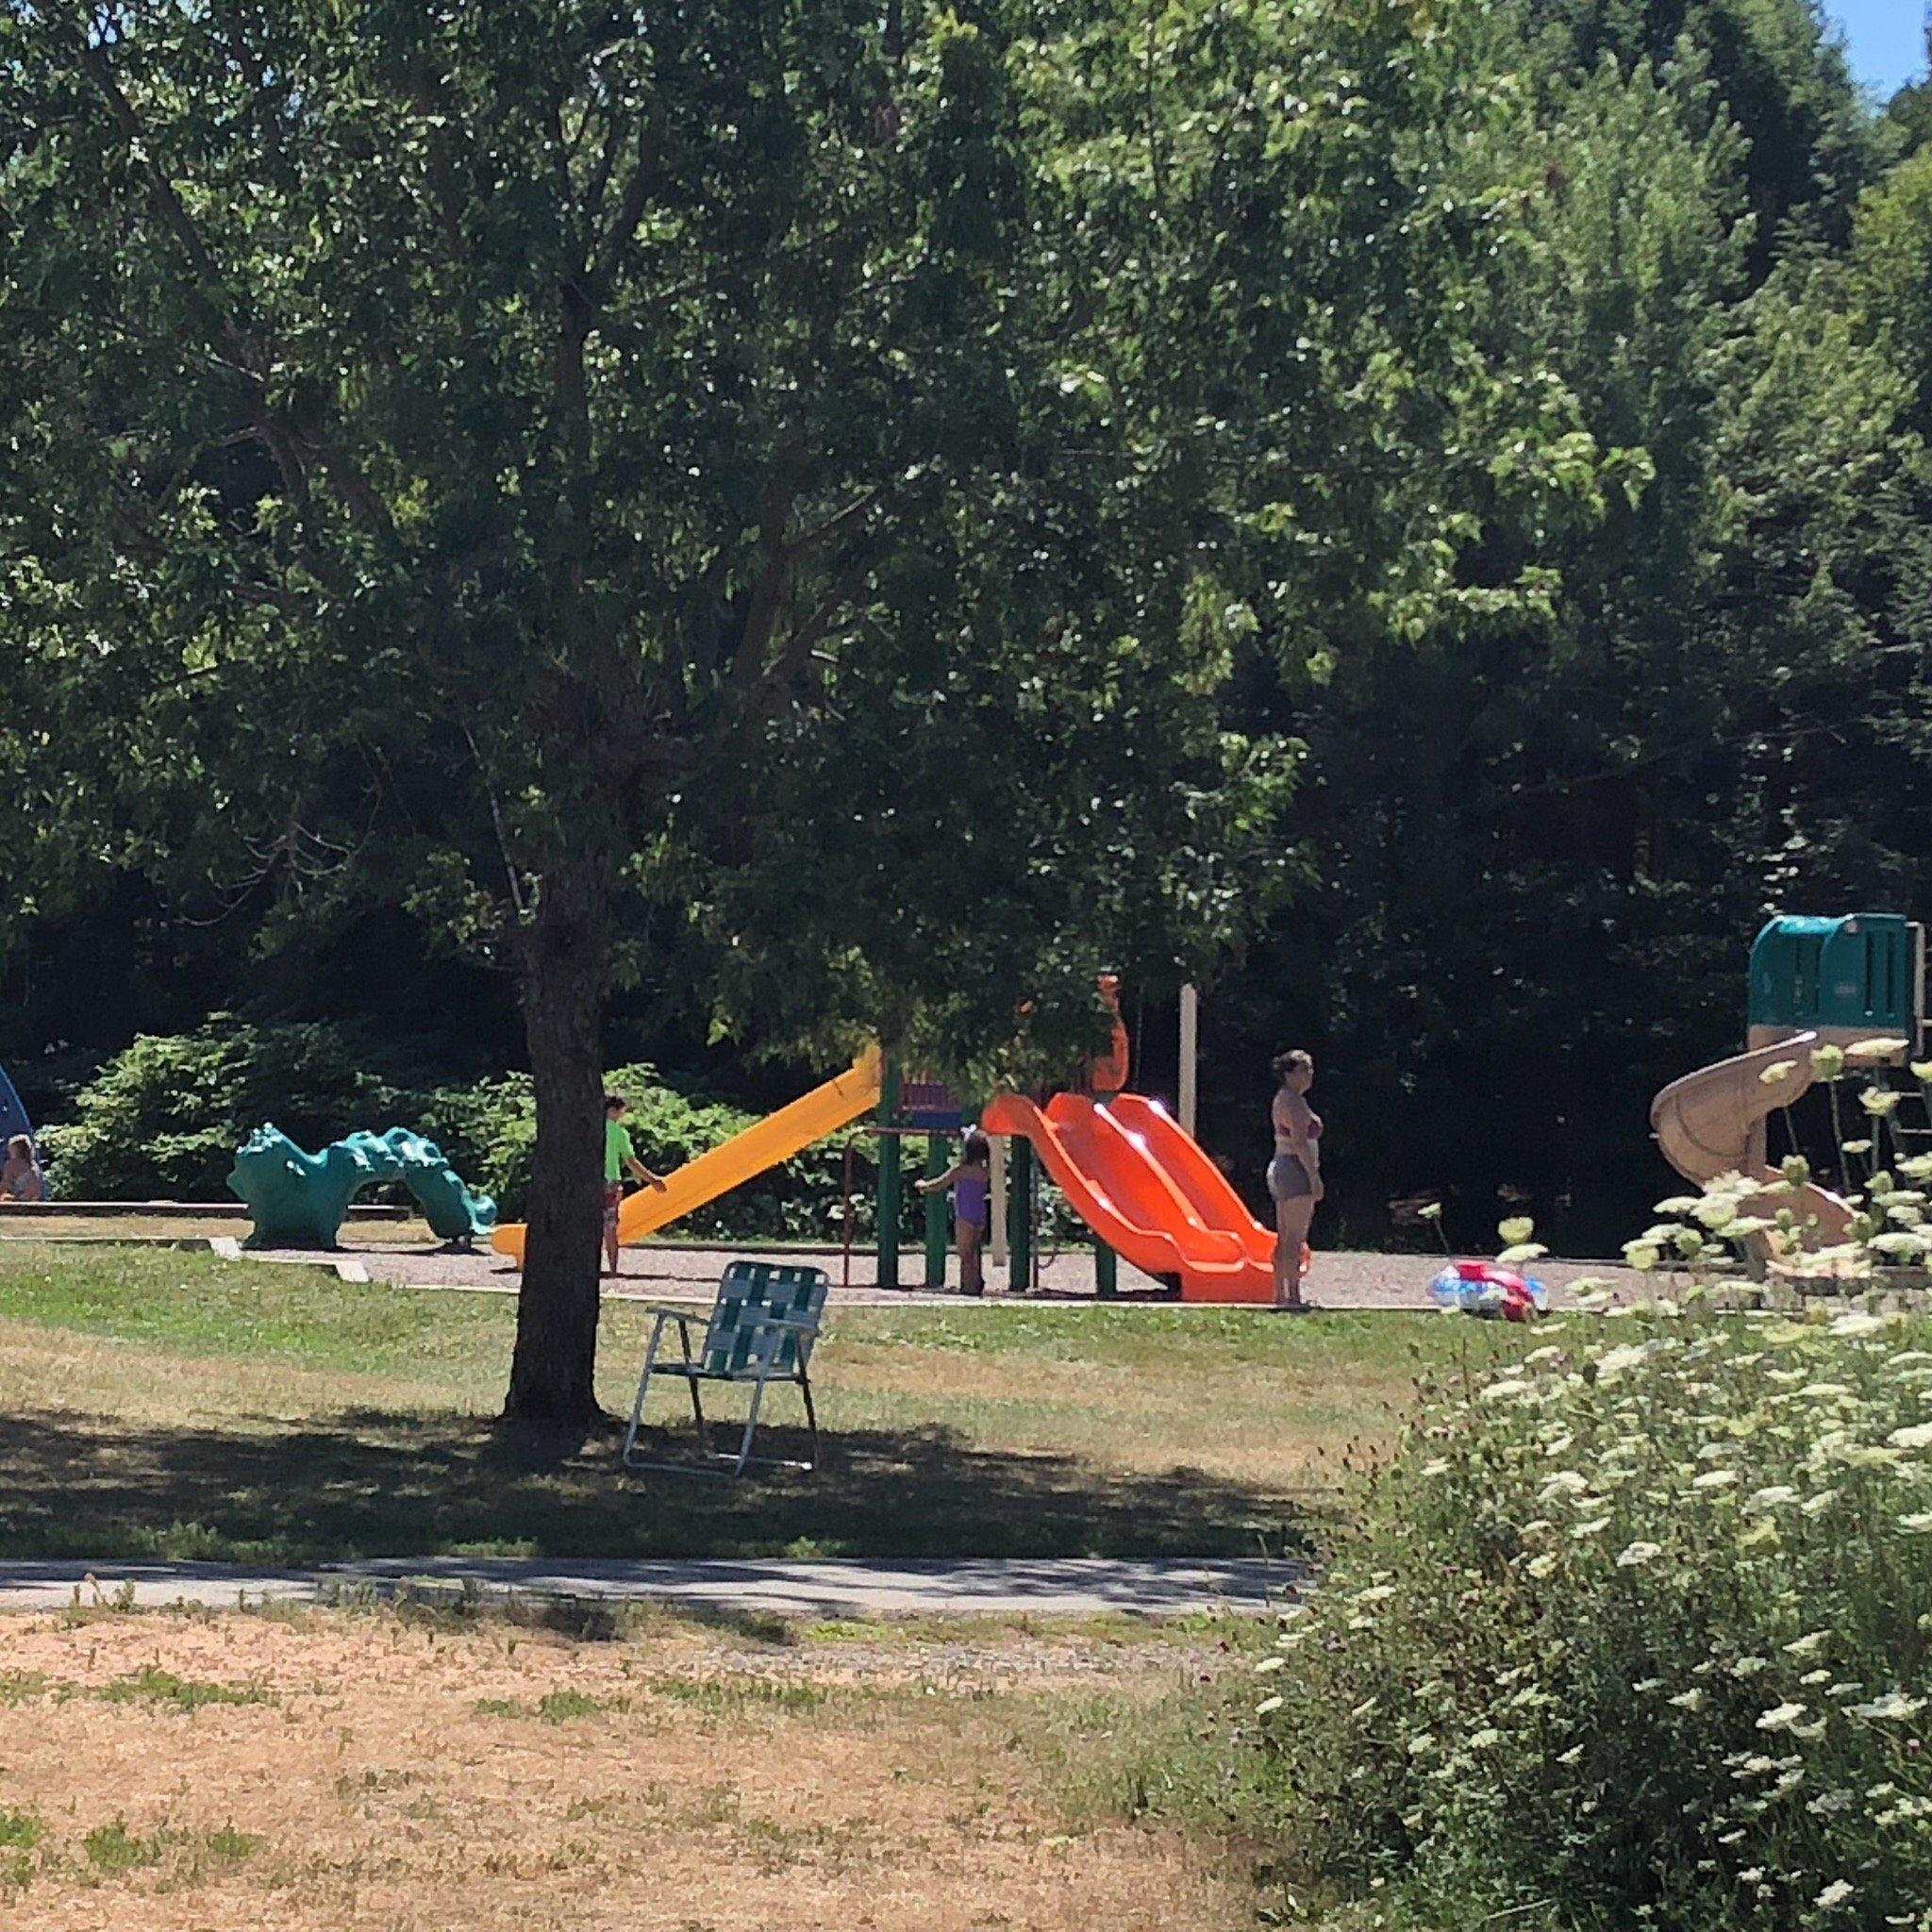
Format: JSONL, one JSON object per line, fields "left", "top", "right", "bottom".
{"left": 0, "top": 1556, "right": 1305, "bottom": 1619}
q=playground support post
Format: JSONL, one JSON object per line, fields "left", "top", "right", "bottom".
{"left": 1007, "top": 1135, "right": 1034, "bottom": 1293}
{"left": 876, "top": 1062, "right": 903, "bottom": 1290}
{"left": 1179, "top": 982, "right": 1199, "bottom": 1140}
{"left": 1094, "top": 1231, "right": 1117, "bottom": 1298}
{"left": 989, "top": 1138, "right": 1008, "bottom": 1265}
{"left": 923, "top": 1133, "right": 949, "bottom": 1288}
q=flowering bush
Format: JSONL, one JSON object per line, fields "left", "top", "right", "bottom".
{"left": 1252, "top": 1301, "right": 1932, "bottom": 1929}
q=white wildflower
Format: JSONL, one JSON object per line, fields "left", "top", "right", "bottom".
{"left": 1847, "top": 1037, "right": 1908, "bottom": 1064}
{"left": 1829, "top": 1312, "right": 1887, "bottom": 1337}
{"left": 1595, "top": 1342, "right": 1653, "bottom": 1380}
{"left": 1617, "top": 1541, "right": 1662, "bottom": 1568}
{"left": 1757, "top": 1702, "right": 1807, "bottom": 1732}
{"left": 1849, "top": 1692, "right": 1925, "bottom": 1722}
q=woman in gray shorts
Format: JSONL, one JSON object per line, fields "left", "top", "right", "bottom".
{"left": 1267, "top": 1050, "right": 1323, "bottom": 1310}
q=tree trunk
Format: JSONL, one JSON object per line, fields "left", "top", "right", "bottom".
{"left": 505, "top": 864, "right": 611, "bottom": 1426}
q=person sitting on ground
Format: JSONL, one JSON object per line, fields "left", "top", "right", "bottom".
{"left": 0, "top": 1134, "right": 47, "bottom": 1204}
{"left": 916, "top": 1129, "right": 993, "bottom": 1297}
{"left": 603, "top": 1093, "right": 667, "bottom": 1277}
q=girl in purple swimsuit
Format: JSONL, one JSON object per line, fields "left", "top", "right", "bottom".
{"left": 916, "top": 1129, "right": 993, "bottom": 1296}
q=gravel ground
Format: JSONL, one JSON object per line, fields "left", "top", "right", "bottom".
{"left": 243, "top": 1236, "right": 1640, "bottom": 1309}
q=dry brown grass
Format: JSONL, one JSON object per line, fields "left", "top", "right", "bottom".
{"left": 0, "top": 1324, "right": 460, "bottom": 1428}
{"left": 0, "top": 1608, "right": 1249, "bottom": 1931}
{"left": 0, "top": 1213, "right": 435, "bottom": 1245}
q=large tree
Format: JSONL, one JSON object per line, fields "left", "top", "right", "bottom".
{"left": 2, "top": 0, "right": 1277, "bottom": 1422}
{"left": 2, "top": 0, "right": 1635, "bottom": 1395}
{"left": 3, "top": 0, "right": 1484, "bottom": 1418}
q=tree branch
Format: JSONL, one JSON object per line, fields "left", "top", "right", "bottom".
{"left": 63, "top": 24, "right": 399, "bottom": 559}
{"left": 760, "top": 544, "right": 881, "bottom": 700}
{"left": 591, "top": 117, "right": 664, "bottom": 291}
{"left": 721, "top": 474, "right": 804, "bottom": 705}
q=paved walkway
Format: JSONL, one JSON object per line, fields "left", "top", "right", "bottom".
{"left": 0, "top": 1556, "right": 1301, "bottom": 1618}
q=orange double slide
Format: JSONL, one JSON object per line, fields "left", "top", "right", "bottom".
{"left": 980, "top": 1090, "right": 1280, "bottom": 1302}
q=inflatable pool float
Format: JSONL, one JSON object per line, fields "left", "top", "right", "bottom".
{"left": 1430, "top": 1258, "right": 1548, "bottom": 1322}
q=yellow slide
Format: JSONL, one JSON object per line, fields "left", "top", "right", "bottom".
{"left": 491, "top": 1044, "right": 882, "bottom": 1265}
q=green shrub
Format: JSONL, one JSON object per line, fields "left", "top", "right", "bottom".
{"left": 39, "top": 1018, "right": 401, "bottom": 1199}
{"left": 39, "top": 1023, "right": 899, "bottom": 1240}
{"left": 1249, "top": 1300, "right": 1932, "bottom": 1931}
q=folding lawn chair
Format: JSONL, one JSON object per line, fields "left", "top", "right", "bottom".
{"left": 620, "top": 1260, "right": 828, "bottom": 1475}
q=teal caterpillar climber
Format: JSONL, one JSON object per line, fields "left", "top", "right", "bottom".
{"left": 228, "top": 1124, "right": 495, "bottom": 1250}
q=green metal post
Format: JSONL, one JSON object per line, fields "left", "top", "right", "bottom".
{"left": 876, "top": 1061, "right": 903, "bottom": 1290}
{"left": 923, "top": 1133, "right": 950, "bottom": 1287}
{"left": 1008, "top": 1137, "right": 1034, "bottom": 1294}
{"left": 1094, "top": 1234, "right": 1118, "bottom": 1299}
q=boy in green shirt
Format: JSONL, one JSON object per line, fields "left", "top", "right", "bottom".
{"left": 604, "top": 1092, "right": 668, "bottom": 1276}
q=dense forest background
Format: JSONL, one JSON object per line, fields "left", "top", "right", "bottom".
{"left": 6, "top": 0, "right": 1932, "bottom": 1256}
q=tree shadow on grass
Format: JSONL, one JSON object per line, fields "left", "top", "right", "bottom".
{"left": 0, "top": 1407, "right": 1327, "bottom": 1566}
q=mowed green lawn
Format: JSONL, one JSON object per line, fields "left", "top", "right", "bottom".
{"left": 0, "top": 1245, "right": 1533, "bottom": 1564}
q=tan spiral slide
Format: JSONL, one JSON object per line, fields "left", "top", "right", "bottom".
{"left": 1649, "top": 1030, "right": 1854, "bottom": 1247}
